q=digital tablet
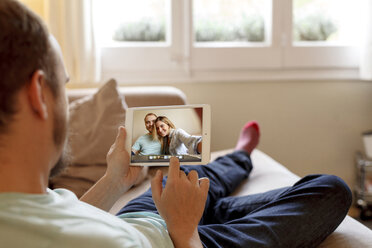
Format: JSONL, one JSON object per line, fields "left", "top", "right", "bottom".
{"left": 125, "top": 104, "right": 211, "bottom": 166}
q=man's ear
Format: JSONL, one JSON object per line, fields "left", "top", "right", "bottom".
{"left": 27, "top": 70, "right": 48, "bottom": 120}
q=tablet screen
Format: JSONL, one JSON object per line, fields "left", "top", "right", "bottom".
{"left": 130, "top": 107, "right": 204, "bottom": 163}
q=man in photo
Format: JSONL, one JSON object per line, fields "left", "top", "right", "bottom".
{"left": 131, "top": 113, "right": 161, "bottom": 156}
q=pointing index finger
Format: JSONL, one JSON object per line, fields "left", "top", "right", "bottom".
{"left": 115, "top": 126, "right": 126, "bottom": 147}
{"left": 168, "top": 157, "right": 180, "bottom": 179}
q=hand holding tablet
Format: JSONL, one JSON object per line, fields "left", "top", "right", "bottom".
{"left": 125, "top": 104, "right": 211, "bottom": 166}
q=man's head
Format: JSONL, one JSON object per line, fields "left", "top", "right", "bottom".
{"left": 144, "top": 113, "right": 157, "bottom": 133}
{"left": 0, "top": 0, "right": 70, "bottom": 179}
{"left": 0, "top": 0, "right": 58, "bottom": 131}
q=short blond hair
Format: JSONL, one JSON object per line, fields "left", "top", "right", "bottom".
{"left": 144, "top": 113, "right": 157, "bottom": 122}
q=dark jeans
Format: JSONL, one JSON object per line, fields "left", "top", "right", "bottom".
{"left": 117, "top": 151, "right": 352, "bottom": 248}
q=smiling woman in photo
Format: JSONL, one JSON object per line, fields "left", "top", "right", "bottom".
{"left": 154, "top": 116, "right": 202, "bottom": 156}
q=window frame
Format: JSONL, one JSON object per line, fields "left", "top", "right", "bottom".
{"left": 97, "top": 0, "right": 361, "bottom": 83}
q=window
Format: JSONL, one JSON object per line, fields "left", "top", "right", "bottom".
{"left": 93, "top": 0, "right": 367, "bottom": 83}
{"left": 94, "top": 0, "right": 168, "bottom": 44}
{"left": 191, "top": 0, "right": 278, "bottom": 71}
{"left": 293, "top": 0, "right": 362, "bottom": 44}
{"left": 193, "top": 0, "right": 269, "bottom": 43}
{"left": 285, "top": 0, "right": 365, "bottom": 68}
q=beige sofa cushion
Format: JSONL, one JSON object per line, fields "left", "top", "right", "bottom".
{"left": 68, "top": 79, "right": 127, "bottom": 165}
{"left": 50, "top": 79, "right": 129, "bottom": 197}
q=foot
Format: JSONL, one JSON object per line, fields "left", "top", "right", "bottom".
{"left": 235, "top": 121, "right": 260, "bottom": 155}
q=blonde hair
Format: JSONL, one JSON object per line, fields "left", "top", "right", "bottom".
{"left": 153, "top": 116, "right": 176, "bottom": 152}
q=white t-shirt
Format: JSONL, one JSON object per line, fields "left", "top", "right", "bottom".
{"left": 0, "top": 188, "right": 174, "bottom": 248}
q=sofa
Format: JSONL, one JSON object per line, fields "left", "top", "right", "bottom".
{"left": 56, "top": 82, "right": 372, "bottom": 247}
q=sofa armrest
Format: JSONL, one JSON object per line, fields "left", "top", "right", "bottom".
{"left": 67, "top": 86, "right": 187, "bottom": 107}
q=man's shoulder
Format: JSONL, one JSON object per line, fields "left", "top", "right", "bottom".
{"left": 0, "top": 190, "right": 149, "bottom": 248}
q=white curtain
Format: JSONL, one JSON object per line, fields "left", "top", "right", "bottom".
{"left": 360, "top": 0, "right": 372, "bottom": 81}
{"left": 45, "top": 0, "right": 100, "bottom": 84}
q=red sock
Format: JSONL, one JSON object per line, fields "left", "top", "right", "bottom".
{"left": 243, "top": 121, "right": 260, "bottom": 136}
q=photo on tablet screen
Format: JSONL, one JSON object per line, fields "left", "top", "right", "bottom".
{"left": 130, "top": 107, "right": 204, "bottom": 163}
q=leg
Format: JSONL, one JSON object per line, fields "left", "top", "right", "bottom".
{"left": 183, "top": 150, "right": 253, "bottom": 203}
{"left": 117, "top": 122, "right": 260, "bottom": 216}
{"left": 115, "top": 178, "right": 165, "bottom": 216}
{"left": 198, "top": 174, "right": 352, "bottom": 248}
{"left": 182, "top": 121, "right": 259, "bottom": 207}
{"left": 116, "top": 150, "right": 253, "bottom": 216}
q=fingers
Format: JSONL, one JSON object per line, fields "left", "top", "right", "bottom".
{"left": 114, "top": 126, "right": 126, "bottom": 147}
{"left": 168, "top": 157, "right": 180, "bottom": 179}
{"left": 199, "top": 177, "right": 210, "bottom": 197}
{"left": 168, "top": 158, "right": 208, "bottom": 197}
{"left": 179, "top": 170, "right": 187, "bottom": 178}
{"left": 187, "top": 170, "right": 199, "bottom": 185}
{"left": 151, "top": 170, "right": 163, "bottom": 203}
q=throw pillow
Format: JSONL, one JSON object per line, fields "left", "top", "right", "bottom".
{"left": 68, "top": 79, "right": 127, "bottom": 165}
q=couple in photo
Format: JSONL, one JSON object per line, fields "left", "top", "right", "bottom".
{"left": 132, "top": 113, "right": 202, "bottom": 156}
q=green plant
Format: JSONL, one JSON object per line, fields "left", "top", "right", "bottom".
{"left": 239, "top": 14, "right": 265, "bottom": 42}
{"left": 113, "top": 17, "right": 165, "bottom": 42}
{"left": 195, "top": 14, "right": 265, "bottom": 42}
{"left": 294, "top": 13, "right": 337, "bottom": 41}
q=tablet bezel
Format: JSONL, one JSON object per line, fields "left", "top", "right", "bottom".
{"left": 125, "top": 104, "right": 211, "bottom": 166}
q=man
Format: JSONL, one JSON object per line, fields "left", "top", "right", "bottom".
{"left": 132, "top": 113, "right": 161, "bottom": 155}
{"left": 0, "top": 1, "right": 351, "bottom": 247}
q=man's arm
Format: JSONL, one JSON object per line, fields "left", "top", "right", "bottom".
{"left": 80, "top": 127, "right": 143, "bottom": 212}
{"left": 131, "top": 137, "right": 142, "bottom": 155}
{"left": 151, "top": 157, "right": 210, "bottom": 248}
{"left": 197, "top": 141, "right": 202, "bottom": 154}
